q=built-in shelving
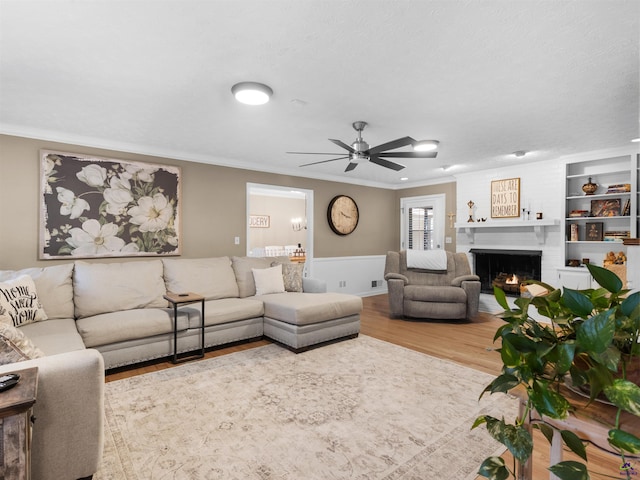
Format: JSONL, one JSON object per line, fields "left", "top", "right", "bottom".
{"left": 561, "top": 151, "right": 639, "bottom": 269}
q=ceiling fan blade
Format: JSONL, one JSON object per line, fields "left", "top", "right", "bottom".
{"left": 376, "top": 151, "right": 438, "bottom": 158}
{"left": 299, "top": 156, "right": 349, "bottom": 167}
{"left": 369, "top": 156, "right": 406, "bottom": 171}
{"left": 344, "top": 162, "right": 358, "bottom": 172}
{"left": 287, "top": 152, "right": 346, "bottom": 155}
{"left": 368, "top": 136, "right": 415, "bottom": 155}
{"left": 329, "top": 139, "right": 356, "bottom": 153}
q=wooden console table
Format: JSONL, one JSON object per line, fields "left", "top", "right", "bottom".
{"left": 517, "top": 384, "right": 640, "bottom": 480}
{"left": 0, "top": 367, "right": 38, "bottom": 480}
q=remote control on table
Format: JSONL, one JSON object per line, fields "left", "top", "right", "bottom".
{"left": 0, "top": 373, "right": 20, "bottom": 392}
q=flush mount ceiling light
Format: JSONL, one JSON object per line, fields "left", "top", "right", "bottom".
{"left": 413, "top": 140, "right": 439, "bottom": 152}
{"left": 512, "top": 150, "right": 527, "bottom": 158}
{"left": 231, "top": 82, "right": 273, "bottom": 105}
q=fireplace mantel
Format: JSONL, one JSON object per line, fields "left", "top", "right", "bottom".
{"left": 454, "top": 219, "right": 560, "bottom": 244}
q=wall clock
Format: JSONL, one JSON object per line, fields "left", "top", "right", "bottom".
{"left": 327, "top": 195, "right": 359, "bottom": 235}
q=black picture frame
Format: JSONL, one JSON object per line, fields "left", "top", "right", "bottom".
{"left": 585, "top": 222, "right": 604, "bottom": 242}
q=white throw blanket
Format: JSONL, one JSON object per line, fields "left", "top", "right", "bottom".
{"left": 406, "top": 249, "right": 448, "bottom": 270}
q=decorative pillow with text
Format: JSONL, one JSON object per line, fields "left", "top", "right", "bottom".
{"left": 0, "top": 275, "right": 48, "bottom": 327}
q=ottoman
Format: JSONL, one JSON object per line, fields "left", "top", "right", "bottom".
{"left": 259, "top": 292, "right": 362, "bottom": 352}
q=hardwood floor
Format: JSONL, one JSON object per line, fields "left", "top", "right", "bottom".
{"left": 105, "top": 294, "right": 626, "bottom": 480}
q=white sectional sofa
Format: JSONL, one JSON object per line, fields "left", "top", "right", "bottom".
{"left": 0, "top": 255, "right": 362, "bottom": 480}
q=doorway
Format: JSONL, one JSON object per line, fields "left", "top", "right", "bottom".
{"left": 246, "top": 183, "right": 314, "bottom": 275}
{"left": 400, "top": 194, "right": 445, "bottom": 250}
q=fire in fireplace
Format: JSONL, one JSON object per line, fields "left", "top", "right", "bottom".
{"left": 470, "top": 249, "right": 542, "bottom": 296}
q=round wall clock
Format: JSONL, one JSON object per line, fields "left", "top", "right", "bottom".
{"left": 327, "top": 195, "right": 359, "bottom": 235}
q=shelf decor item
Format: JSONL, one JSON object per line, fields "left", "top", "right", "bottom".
{"left": 585, "top": 221, "right": 604, "bottom": 241}
{"left": 591, "top": 198, "right": 622, "bottom": 217}
{"left": 490, "top": 177, "right": 520, "bottom": 218}
{"left": 581, "top": 176, "right": 598, "bottom": 195}
{"left": 472, "top": 264, "right": 640, "bottom": 480}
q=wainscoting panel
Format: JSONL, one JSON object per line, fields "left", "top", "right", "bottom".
{"left": 311, "top": 255, "right": 388, "bottom": 297}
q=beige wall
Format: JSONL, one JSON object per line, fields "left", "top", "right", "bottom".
{"left": 1, "top": 135, "right": 457, "bottom": 269}
{"left": 248, "top": 195, "right": 306, "bottom": 251}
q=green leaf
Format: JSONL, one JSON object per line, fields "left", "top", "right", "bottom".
{"left": 576, "top": 310, "right": 615, "bottom": 354}
{"left": 489, "top": 374, "right": 521, "bottom": 394}
{"left": 603, "top": 379, "right": 640, "bottom": 415}
{"left": 484, "top": 417, "right": 533, "bottom": 463}
{"left": 608, "top": 428, "right": 640, "bottom": 454}
{"left": 504, "top": 332, "right": 538, "bottom": 353}
{"left": 548, "top": 460, "right": 589, "bottom": 480}
{"left": 587, "top": 263, "right": 623, "bottom": 293}
{"left": 562, "top": 288, "right": 594, "bottom": 318}
{"left": 530, "top": 381, "right": 571, "bottom": 418}
{"left": 560, "top": 430, "right": 587, "bottom": 461}
{"left": 471, "top": 415, "right": 489, "bottom": 430}
{"left": 621, "top": 291, "right": 640, "bottom": 317}
{"left": 534, "top": 423, "right": 555, "bottom": 444}
{"left": 477, "top": 456, "right": 510, "bottom": 480}
{"left": 500, "top": 336, "right": 521, "bottom": 367}
{"left": 554, "top": 342, "right": 576, "bottom": 374}
{"left": 494, "top": 286, "right": 509, "bottom": 311}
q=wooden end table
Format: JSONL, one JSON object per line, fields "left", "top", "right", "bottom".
{"left": 0, "top": 366, "right": 38, "bottom": 480}
{"left": 163, "top": 292, "right": 206, "bottom": 364}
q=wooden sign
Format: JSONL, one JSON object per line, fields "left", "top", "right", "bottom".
{"left": 491, "top": 177, "right": 521, "bottom": 218}
{"left": 249, "top": 215, "right": 270, "bottom": 228}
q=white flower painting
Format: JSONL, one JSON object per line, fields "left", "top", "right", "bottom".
{"left": 40, "top": 151, "right": 181, "bottom": 259}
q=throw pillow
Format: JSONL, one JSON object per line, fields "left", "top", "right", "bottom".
{"left": 273, "top": 262, "right": 304, "bottom": 292}
{"left": 0, "top": 275, "right": 48, "bottom": 327}
{"left": 0, "top": 323, "right": 45, "bottom": 365}
{"left": 252, "top": 264, "right": 285, "bottom": 296}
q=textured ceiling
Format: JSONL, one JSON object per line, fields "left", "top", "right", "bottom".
{"left": 1, "top": 0, "right": 638, "bottom": 188}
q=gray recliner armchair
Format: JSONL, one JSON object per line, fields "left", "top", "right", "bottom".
{"left": 384, "top": 250, "right": 481, "bottom": 320}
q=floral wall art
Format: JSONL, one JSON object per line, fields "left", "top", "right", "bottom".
{"left": 40, "top": 151, "right": 181, "bottom": 259}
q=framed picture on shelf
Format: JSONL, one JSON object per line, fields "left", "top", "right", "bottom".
{"left": 490, "top": 177, "right": 520, "bottom": 218}
{"left": 590, "top": 198, "right": 621, "bottom": 217}
{"left": 585, "top": 222, "right": 603, "bottom": 241}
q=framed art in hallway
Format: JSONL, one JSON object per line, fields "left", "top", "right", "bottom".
{"left": 39, "top": 150, "right": 181, "bottom": 259}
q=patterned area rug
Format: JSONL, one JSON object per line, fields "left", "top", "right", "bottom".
{"left": 96, "top": 335, "right": 517, "bottom": 480}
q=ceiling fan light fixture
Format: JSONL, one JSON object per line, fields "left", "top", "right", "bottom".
{"left": 413, "top": 140, "right": 439, "bottom": 152}
{"left": 231, "top": 82, "right": 273, "bottom": 105}
{"left": 512, "top": 150, "right": 527, "bottom": 158}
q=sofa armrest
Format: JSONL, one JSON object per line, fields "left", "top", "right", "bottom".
{"left": 386, "top": 278, "right": 406, "bottom": 318}
{"left": 384, "top": 272, "right": 408, "bottom": 285}
{"left": 302, "top": 277, "right": 327, "bottom": 293}
{"left": 451, "top": 274, "right": 480, "bottom": 287}
{"left": 459, "top": 279, "right": 481, "bottom": 319}
{"left": 0, "top": 349, "right": 105, "bottom": 480}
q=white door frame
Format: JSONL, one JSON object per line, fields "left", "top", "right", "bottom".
{"left": 400, "top": 194, "right": 446, "bottom": 250}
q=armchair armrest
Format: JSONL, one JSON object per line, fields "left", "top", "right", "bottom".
{"left": 384, "top": 272, "right": 409, "bottom": 285}
{"left": 451, "top": 274, "right": 480, "bottom": 287}
{"left": 303, "top": 277, "right": 327, "bottom": 293}
{"left": 0, "top": 349, "right": 105, "bottom": 480}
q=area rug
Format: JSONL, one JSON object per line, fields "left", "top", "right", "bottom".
{"left": 95, "top": 335, "right": 517, "bottom": 480}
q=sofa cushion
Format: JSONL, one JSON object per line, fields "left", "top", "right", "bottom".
{"left": 0, "top": 275, "right": 48, "bottom": 327}
{"left": 231, "top": 256, "right": 274, "bottom": 297}
{"left": 0, "top": 263, "right": 74, "bottom": 320}
{"left": 188, "top": 297, "right": 264, "bottom": 328}
{"left": 404, "top": 285, "right": 467, "bottom": 303}
{"left": 163, "top": 257, "right": 239, "bottom": 300}
{"left": 74, "top": 260, "right": 167, "bottom": 318}
{"left": 76, "top": 308, "right": 188, "bottom": 348}
{"left": 260, "top": 292, "right": 363, "bottom": 326}
{"left": 272, "top": 262, "right": 304, "bottom": 292}
{"left": 0, "top": 323, "right": 45, "bottom": 364}
{"left": 19, "top": 318, "right": 86, "bottom": 355}
{"left": 252, "top": 264, "right": 285, "bottom": 295}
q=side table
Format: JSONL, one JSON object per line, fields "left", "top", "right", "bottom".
{"left": 163, "top": 292, "right": 206, "bottom": 364}
{"left": 0, "top": 366, "right": 38, "bottom": 480}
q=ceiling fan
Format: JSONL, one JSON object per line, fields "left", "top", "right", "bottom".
{"left": 288, "top": 121, "right": 438, "bottom": 172}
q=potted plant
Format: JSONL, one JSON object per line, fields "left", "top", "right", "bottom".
{"left": 472, "top": 263, "right": 640, "bottom": 480}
